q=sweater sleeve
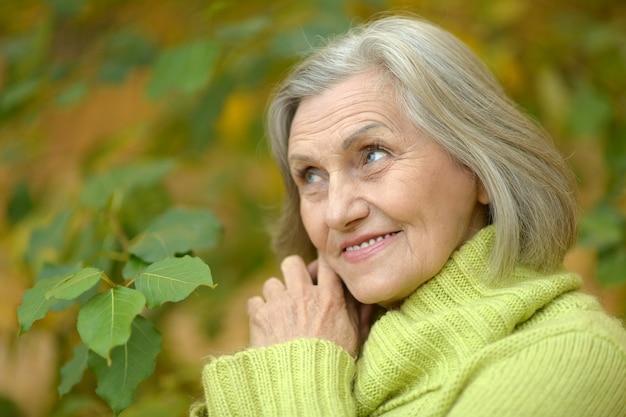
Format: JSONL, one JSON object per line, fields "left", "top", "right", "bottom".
{"left": 446, "top": 330, "right": 626, "bottom": 417}
{"left": 193, "top": 338, "right": 356, "bottom": 417}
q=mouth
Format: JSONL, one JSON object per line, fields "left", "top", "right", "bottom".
{"left": 344, "top": 232, "right": 399, "bottom": 252}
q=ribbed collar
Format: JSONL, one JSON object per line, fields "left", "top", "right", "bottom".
{"left": 353, "top": 226, "right": 582, "bottom": 415}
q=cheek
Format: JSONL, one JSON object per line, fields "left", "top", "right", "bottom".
{"left": 300, "top": 201, "right": 326, "bottom": 249}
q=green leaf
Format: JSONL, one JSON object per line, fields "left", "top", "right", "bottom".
{"left": 77, "top": 287, "right": 146, "bottom": 362}
{"left": 111, "top": 392, "right": 189, "bottom": 417}
{"left": 46, "top": 267, "right": 103, "bottom": 300}
{"left": 122, "top": 256, "right": 150, "bottom": 280}
{"left": 117, "top": 183, "right": 171, "bottom": 238}
{"left": 88, "top": 316, "right": 161, "bottom": 416}
{"left": 135, "top": 255, "right": 215, "bottom": 308}
{"left": 37, "top": 264, "right": 83, "bottom": 312}
{"left": 59, "top": 343, "right": 89, "bottom": 396}
{"left": 129, "top": 207, "right": 221, "bottom": 263}
{"left": 147, "top": 39, "right": 220, "bottom": 98}
{"left": 80, "top": 160, "right": 174, "bottom": 209}
{"left": 17, "top": 275, "right": 66, "bottom": 335}
{"left": 25, "top": 209, "right": 73, "bottom": 264}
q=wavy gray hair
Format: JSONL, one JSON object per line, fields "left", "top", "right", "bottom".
{"left": 267, "top": 14, "right": 577, "bottom": 278}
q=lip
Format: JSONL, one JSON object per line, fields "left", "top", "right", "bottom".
{"left": 340, "top": 231, "right": 400, "bottom": 262}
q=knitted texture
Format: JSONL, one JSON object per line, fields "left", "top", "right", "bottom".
{"left": 193, "top": 226, "right": 626, "bottom": 416}
{"left": 197, "top": 339, "right": 356, "bottom": 416}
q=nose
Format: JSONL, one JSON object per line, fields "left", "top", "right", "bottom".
{"left": 325, "top": 172, "right": 369, "bottom": 231}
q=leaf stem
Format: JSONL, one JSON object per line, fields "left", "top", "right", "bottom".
{"left": 101, "top": 273, "right": 116, "bottom": 288}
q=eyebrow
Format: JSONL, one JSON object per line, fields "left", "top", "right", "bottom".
{"left": 342, "top": 122, "right": 388, "bottom": 150}
{"left": 288, "top": 122, "right": 390, "bottom": 165}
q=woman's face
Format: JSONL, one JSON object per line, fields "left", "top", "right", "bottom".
{"left": 287, "top": 71, "right": 489, "bottom": 308}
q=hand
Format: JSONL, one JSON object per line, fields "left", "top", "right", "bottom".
{"left": 247, "top": 254, "right": 374, "bottom": 357}
{"left": 307, "top": 258, "right": 377, "bottom": 345}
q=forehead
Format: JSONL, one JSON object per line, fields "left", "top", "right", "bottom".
{"left": 288, "top": 72, "right": 402, "bottom": 145}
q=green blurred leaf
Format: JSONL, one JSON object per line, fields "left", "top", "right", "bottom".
{"left": 129, "top": 207, "right": 222, "bottom": 262}
{"left": 118, "top": 183, "right": 171, "bottom": 238}
{"left": 122, "top": 256, "right": 150, "bottom": 280}
{"left": 17, "top": 275, "right": 66, "bottom": 335}
{"left": 89, "top": 316, "right": 161, "bottom": 416}
{"left": 6, "top": 180, "right": 34, "bottom": 224}
{"left": 598, "top": 248, "right": 626, "bottom": 286}
{"left": 0, "top": 78, "right": 40, "bottom": 113}
{"left": 114, "top": 391, "right": 189, "bottom": 417}
{"left": 26, "top": 209, "right": 73, "bottom": 264}
{"left": 98, "top": 30, "right": 156, "bottom": 83}
{"left": 77, "top": 287, "right": 146, "bottom": 362}
{"left": 569, "top": 85, "right": 611, "bottom": 137}
{"left": 46, "top": 267, "right": 103, "bottom": 300}
{"left": 80, "top": 160, "right": 174, "bottom": 209}
{"left": 189, "top": 75, "right": 235, "bottom": 149}
{"left": 578, "top": 204, "right": 624, "bottom": 250}
{"left": 0, "top": 396, "right": 20, "bottom": 417}
{"left": 536, "top": 67, "right": 569, "bottom": 133}
{"left": 49, "top": 0, "right": 87, "bottom": 19}
{"left": 59, "top": 343, "right": 89, "bottom": 396}
{"left": 55, "top": 81, "right": 88, "bottom": 106}
{"left": 147, "top": 39, "right": 220, "bottom": 98}
{"left": 269, "top": 16, "right": 350, "bottom": 57}
{"left": 135, "top": 255, "right": 215, "bottom": 308}
{"left": 215, "top": 16, "right": 270, "bottom": 41}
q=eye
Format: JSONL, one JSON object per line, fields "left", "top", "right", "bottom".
{"left": 294, "top": 167, "right": 323, "bottom": 185}
{"left": 364, "top": 146, "right": 388, "bottom": 164}
{"left": 304, "top": 169, "right": 322, "bottom": 184}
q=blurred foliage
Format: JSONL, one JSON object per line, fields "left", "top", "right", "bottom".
{"left": 0, "top": 0, "right": 625, "bottom": 416}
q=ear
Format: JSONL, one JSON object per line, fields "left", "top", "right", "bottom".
{"left": 477, "top": 180, "right": 490, "bottom": 205}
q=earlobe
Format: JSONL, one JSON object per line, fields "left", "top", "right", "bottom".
{"left": 477, "top": 181, "right": 490, "bottom": 205}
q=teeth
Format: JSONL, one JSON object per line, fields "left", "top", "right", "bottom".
{"left": 346, "top": 233, "right": 393, "bottom": 252}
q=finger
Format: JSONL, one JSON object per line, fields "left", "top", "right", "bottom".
{"left": 316, "top": 254, "right": 343, "bottom": 292}
{"left": 247, "top": 296, "right": 266, "bottom": 348}
{"left": 307, "top": 259, "right": 319, "bottom": 284}
{"left": 281, "top": 255, "right": 311, "bottom": 290}
{"left": 262, "top": 277, "right": 285, "bottom": 300}
{"left": 247, "top": 296, "right": 264, "bottom": 318}
{"left": 343, "top": 286, "right": 360, "bottom": 325}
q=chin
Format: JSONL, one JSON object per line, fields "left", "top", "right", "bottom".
{"left": 349, "top": 286, "right": 396, "bottom": 307}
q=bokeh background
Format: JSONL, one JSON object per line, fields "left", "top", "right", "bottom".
{"left": 1, "top": 0, "right": 625, "bottom": 416}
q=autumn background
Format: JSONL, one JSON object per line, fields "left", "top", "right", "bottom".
{"left": 1, "top": 0, "right": 625, "bottom": 416}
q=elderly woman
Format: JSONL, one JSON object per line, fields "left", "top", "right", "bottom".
{"left": 192, "top": 15, "right": 626, "bottom": 416}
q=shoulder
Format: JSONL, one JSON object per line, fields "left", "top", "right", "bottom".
{"left": 445, "top": 326, "right": 626, "bottom": 417}
{"left": 513, "top": 289, "right": 626, "bottom": 348}
{"left": 498, "top": 288, "right": 626, "bottom": 372}
{"left": 444, "top": 291, "right": 626, "bottom": 416}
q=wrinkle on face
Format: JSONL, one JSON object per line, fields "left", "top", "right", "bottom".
{"left": 287, "top": 71, "right": 488, "bottom": 307}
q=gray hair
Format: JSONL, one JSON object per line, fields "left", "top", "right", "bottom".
{"left": 267, "top": 14, "right": 577, "bottom": 279}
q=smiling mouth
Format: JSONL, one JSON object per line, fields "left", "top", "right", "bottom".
{"left": 344, "top": 232, "right": 399, "bottom": 252}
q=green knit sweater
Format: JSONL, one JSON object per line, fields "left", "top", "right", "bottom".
{"left": 192, "top": 227, "right": 626, "bottom": 416}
